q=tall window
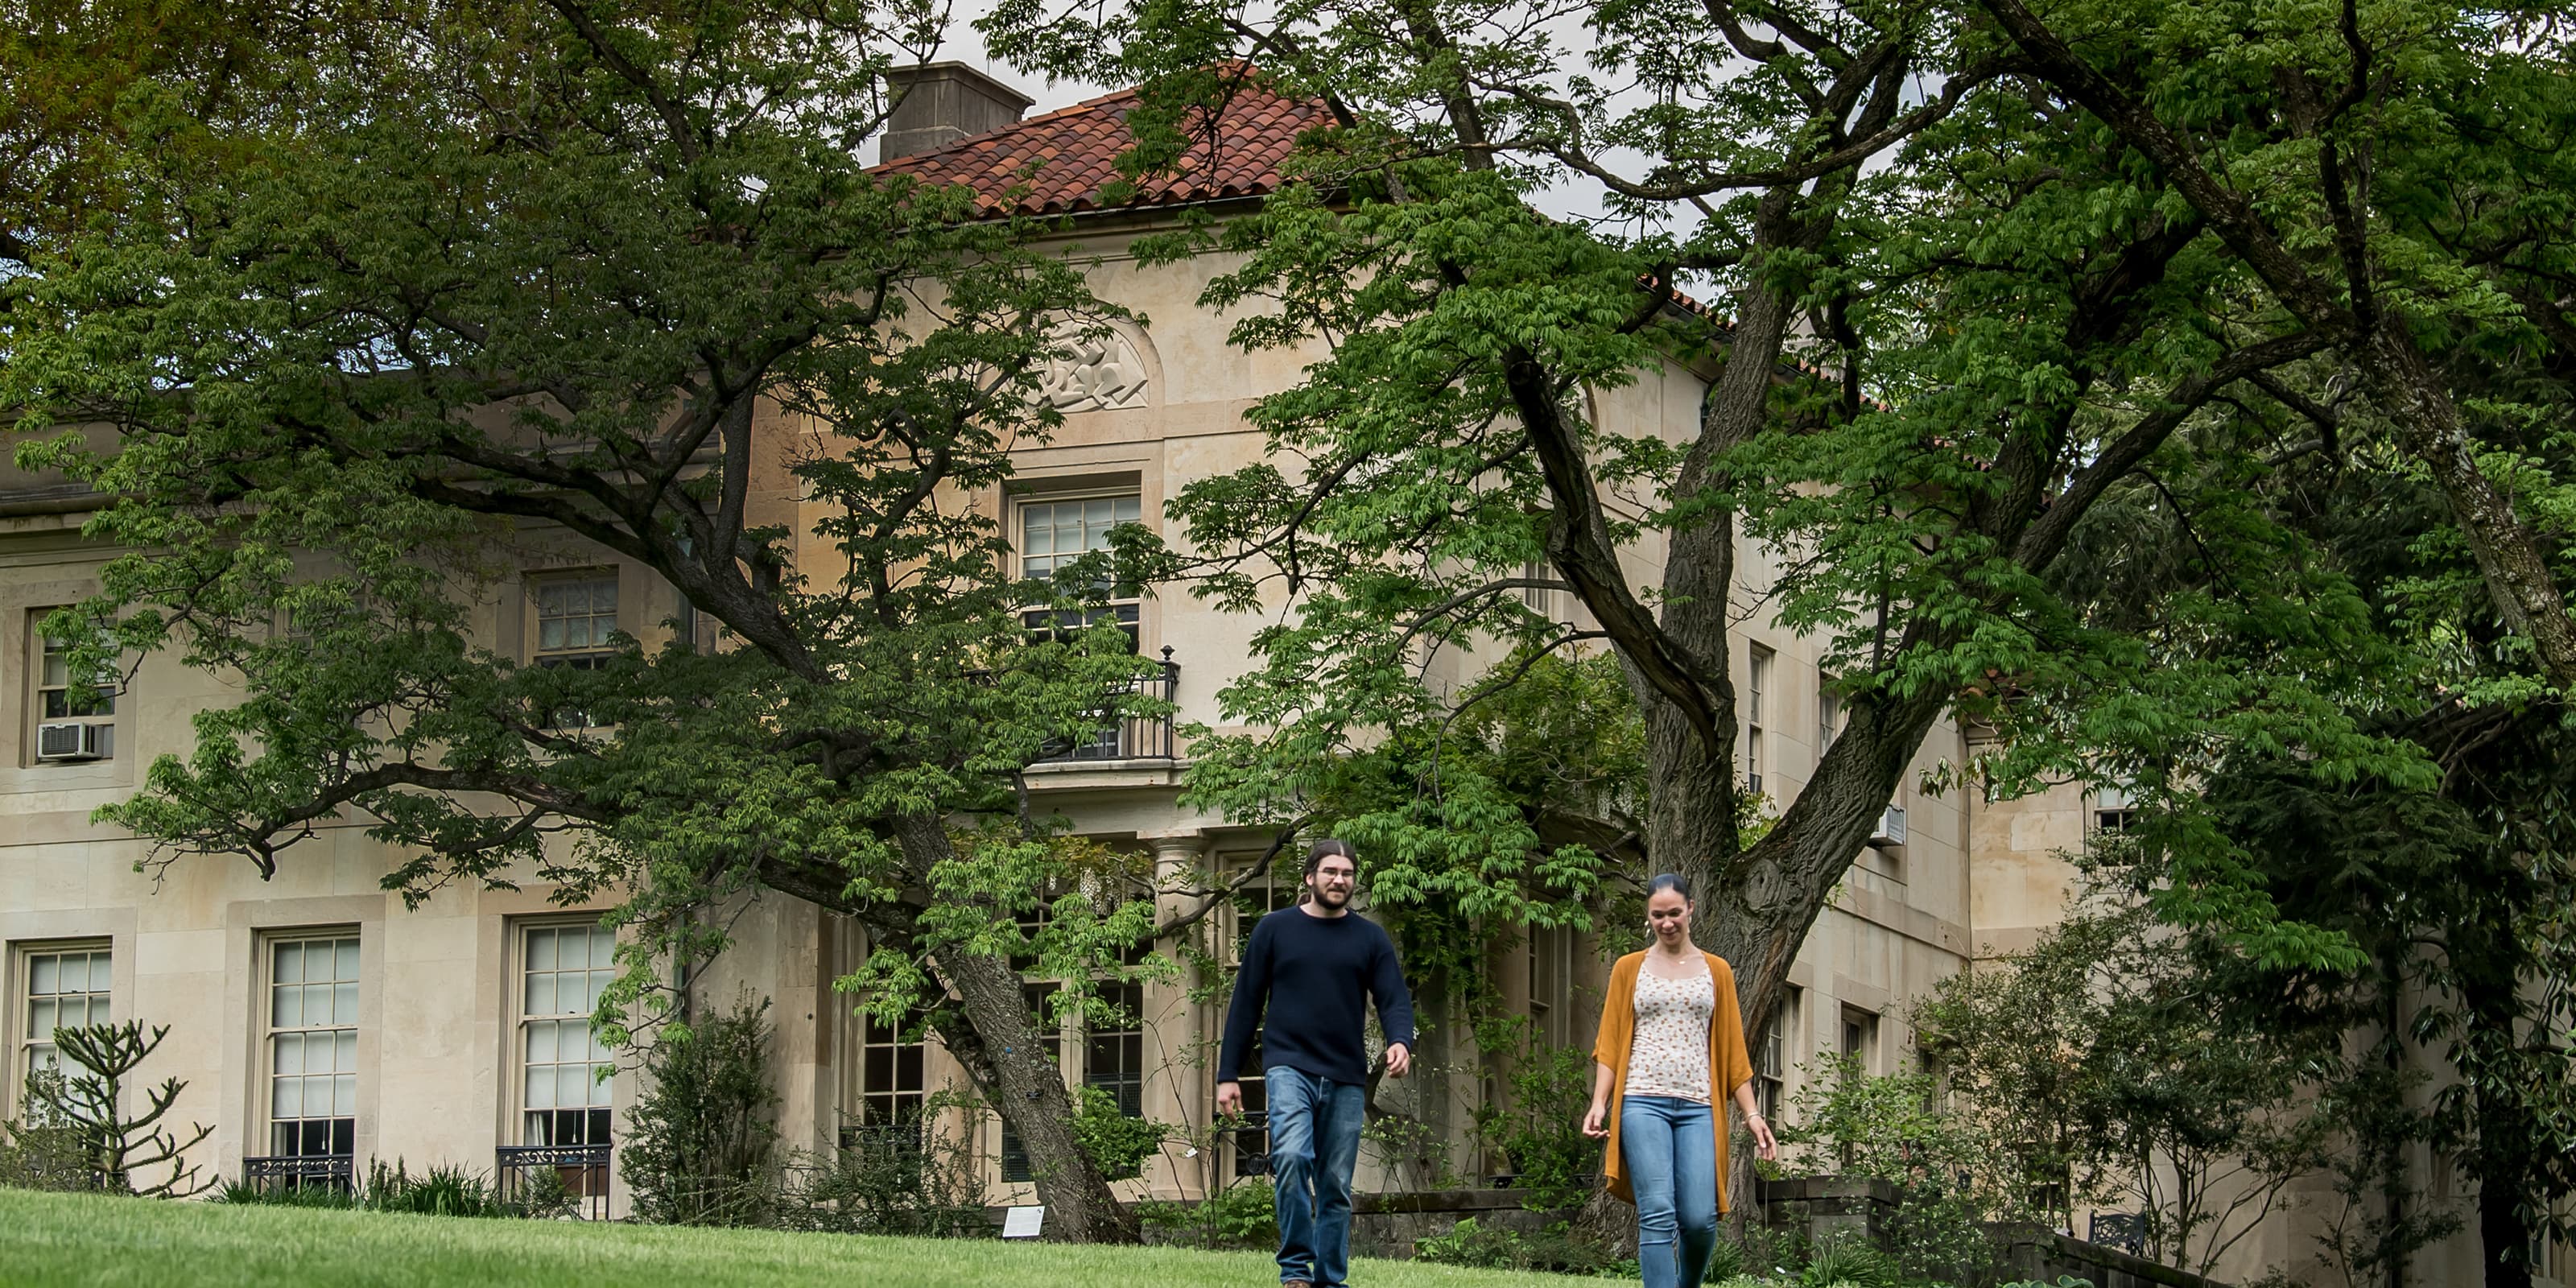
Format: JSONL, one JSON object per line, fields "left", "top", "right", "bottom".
{"left": 520, "top": 924, "right": 614, "bottom": 1149}
{"left": 1757, "top": 986, "right": 1799, "bottom": 1121}
{"left": 1818, "top": 671, "right": 1842, "bottom": 756}
{"left": 1745, "top": 645, "right": 1773, "bottom": 794}
{"left": 1084, "top": 982, "right": 1146, "bottom": 1119}
{"left": 19, "top": 945, "right": 111, "bottom": 1094}
{"left": 265, "top": 935, "right": 360, "bottom": 1162}
{"left": 1527, "top": 926, "right": 1568, "bottom": 1046}
{"left": 1839, "top": 1005, "right": 1879, "bottom": 1075}
{"left": 1018, "top": 495, "right": 1143, "bottom": 646}
{"left": 530, "top": 575, "right": 619, "bottom": 729}
{"left": 1020, "top": 495, "right": 1141, "bottom": 580}
{"left": 856, "top": 1011, "right": 927, "bottom": 1129}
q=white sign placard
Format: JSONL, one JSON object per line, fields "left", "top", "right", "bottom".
{"left": 1001, "top": 1205, "right": 1046, "bottom": 1240}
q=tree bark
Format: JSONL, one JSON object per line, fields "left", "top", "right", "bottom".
{"left": 888, "top": 814, "right": 1141, "bottom": 1243}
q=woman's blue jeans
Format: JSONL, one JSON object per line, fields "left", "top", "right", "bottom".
{"left": 1620, "top": 1095, "right": 1719, "bottom": 1288}
{"left": 1267, "top": 1066, "right": 1367, "bottom": 1287}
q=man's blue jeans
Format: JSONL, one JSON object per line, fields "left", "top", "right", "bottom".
{"left": 1620, "top": 1095, "right": 1719, "bottom": 1288}
{"left": 1266, "top": 1065, "right": 1366, "bottom": 1286}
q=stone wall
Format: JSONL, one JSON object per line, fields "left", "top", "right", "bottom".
{"left": 1757, "top": 1177, "right": 2231, "bottom": 1288}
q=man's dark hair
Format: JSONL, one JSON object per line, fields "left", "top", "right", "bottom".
{"left": 1305, "top": 838, "right": 1358, "bottom": 876}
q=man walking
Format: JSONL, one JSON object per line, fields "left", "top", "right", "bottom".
{"left": 1219, "top": 839, "right": 1414, "bottom": 1288}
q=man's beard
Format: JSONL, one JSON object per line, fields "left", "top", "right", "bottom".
{"left": 1311, "top": 883, "right": 1351, "bottom": 908}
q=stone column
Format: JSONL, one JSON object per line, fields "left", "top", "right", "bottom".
{"left": 1142, "top": 832, "right": 1211, "bottom": 1199}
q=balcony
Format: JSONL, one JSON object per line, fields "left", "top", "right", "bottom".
{"left": 241, "top": 1153, "right": 353, "bottom": 1193}
{"left": 1030, "top": 647, "right": 1179, "bottom": 766}
{"left": 495, "top": 1143, "right": 613, "bottom": 1220}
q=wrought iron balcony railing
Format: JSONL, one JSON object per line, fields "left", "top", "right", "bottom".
{"left": 241, "top": 1153, "right": 354, "bottom": 1192}
{"left": 495, "top": 1143, "right": 613, "bottom": 1220}
{"left": 1033, "top": 647, "right": 1179, "bottom": 764}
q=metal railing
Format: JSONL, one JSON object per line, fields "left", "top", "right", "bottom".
{"left": 495, "top": 1144, "right": 613, "bottom": 1220}
{"left": 2087, "top": 1210, "right": 2145, "bottom": 1255}
{"left": 1034, "top": 647, "right": 1179, "bottom": 764}
{"left": 241, "top": 1154, "right": 354, "bottom": 1193}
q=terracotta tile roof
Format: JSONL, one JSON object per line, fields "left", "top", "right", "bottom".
{"left": 873, "top": 72, "right": 1334, "bottom": 217}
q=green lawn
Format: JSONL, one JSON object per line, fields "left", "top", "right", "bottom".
{"left": 0, "top": 1189, "right": 1594, "bottom": 1288}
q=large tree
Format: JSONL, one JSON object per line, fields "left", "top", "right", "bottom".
{"left": 985, "top": 0, "right": 2376, "bottom": 1096}
{"left": 3, "top": 0, "right": 1183, "bottom": 1241}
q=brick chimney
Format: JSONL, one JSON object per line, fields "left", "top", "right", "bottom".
{"left": 881, "top": 63, "right": 1034, "bottom": 162}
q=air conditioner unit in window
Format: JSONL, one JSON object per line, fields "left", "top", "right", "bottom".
{"left": 1868, "top": 803, "right": 1907, "bottom": 848}
{"left": 35, "top": 721, "right": 112, "bottom": 762}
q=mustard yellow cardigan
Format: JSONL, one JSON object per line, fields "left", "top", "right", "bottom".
{"left": 1590, "top": 950, "right": 1756, "bottom": 1210}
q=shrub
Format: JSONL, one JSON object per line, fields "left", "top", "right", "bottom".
{"left": 0, "top": 1075, "right": 93, "bottom": 1193}
{"left": 1139, "top": 1178, "right": 1277, "bottom": 1249}
{"left": 781, "top": 1100, "right": 987, "bottom": 1237}
{"left": 619, "top": 996, "right": 781, "bottom": 1227}
{"left": 214, "top": 1159, "right": 506, "bottom": 1216}
{"left": 1070, "top": 1086, "right": 1169, "bottom": 1182}
{"left": 1469, "top": 1013, "right": 1600, "bottom": 1212}
{"left": 1414, "top": 1215, "right": 1647, "bottom": 1278}
{"left": 1415, "top": 1216, "right": 1526, "bottom": 1269}
{"left": 27, "top": 1022, "right": 215, "bottom": 1196}
{"left": 365, "top": 1160, "right": 502, "bottom": 1217}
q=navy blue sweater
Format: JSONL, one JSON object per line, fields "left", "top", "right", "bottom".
{"left": 1219, "top": 906, "right": 1415, "bottom": 1087}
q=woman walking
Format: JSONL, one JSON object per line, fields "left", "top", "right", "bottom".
{"left": 1582, "top": 873, "right": 1781, "bottom": 1288}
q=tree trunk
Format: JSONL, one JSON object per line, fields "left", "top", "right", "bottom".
{"left": 2359, "top": 321, "right": 2576, "bottom": 689}
{"left": 887, "top": 814, "right": 1142, "bottom": 1244}
{"left": 930, "top": 935, "right": 1143, "bottom": 1243}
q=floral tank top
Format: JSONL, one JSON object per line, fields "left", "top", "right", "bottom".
{"left": 1624, "top": 964, "right": 1715, "bottom": 1103}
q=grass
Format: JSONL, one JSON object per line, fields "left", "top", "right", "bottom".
{"left": 0, "top": 1188, "right": 1594, "bottom": 1288}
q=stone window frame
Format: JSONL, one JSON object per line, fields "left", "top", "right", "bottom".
{"left": 25, "top": 609, "right": 122, "bottom": 766}
{"left": 508, "top": 919, "right": 617, "bottom": 1150}
{"left": 258, "top": 929, "right": 364, "bottom": 1162}
{"left": 10, "top": 939, "right": 112, "bottom": 1113}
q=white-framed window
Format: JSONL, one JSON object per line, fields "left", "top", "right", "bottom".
{"left": 528, "top": 573, "right": 620, "bottom": 729}
{"left": 15, "top": 943, "right": 111, "bottom": 1102}
{"left": 533, "top": 575, "right": 619, "bottom": 664}
{"left": 1083, "top": 981, "right": 1146, "bottom": 1120}
{"left": 1839, "top": 1005, "right": 1879, "bottom": 1075}
{"left": 1818, "top": 670, "right": 1843, "bottom": 756}
{"left": 1746, "top": 645, "right": 1773, "bottom": 795}
{"left": 1757, "top": 985, "right": 1800, "bottom": 1122}
{"left": 1019, "top": 494, "right": 1141, "bottom": 581}
{"left": 1527, "top": 925, "right": 1570, "bottom": 1046}
{"left": 851, "top": 1008, "right": 928, "bottom": 1137}
{"left": 29, "top": 613, "right": 118, "bottom": 763}
{"left": 262, "top": 933, "right": 361, "bottom": 1162}
{"left": 1018, "top": 493, "right": 1144, "bottom": 648}
{"left": 2092, "top": 783, "right": 2140, "bottom": 836}
{"left": 517, "top": 923, "right": 614, "bottom": 1149}
{"left": 996, "top": 889, "right": 1153, "bottom": 1182}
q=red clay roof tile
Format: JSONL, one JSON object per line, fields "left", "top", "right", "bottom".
{"left": 872, "top": 73, "right": 1335, "bottom": 217}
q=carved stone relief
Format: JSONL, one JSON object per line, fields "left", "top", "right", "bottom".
{"left": 1038, "top": 324, "right": 1150, "bottom": 412}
